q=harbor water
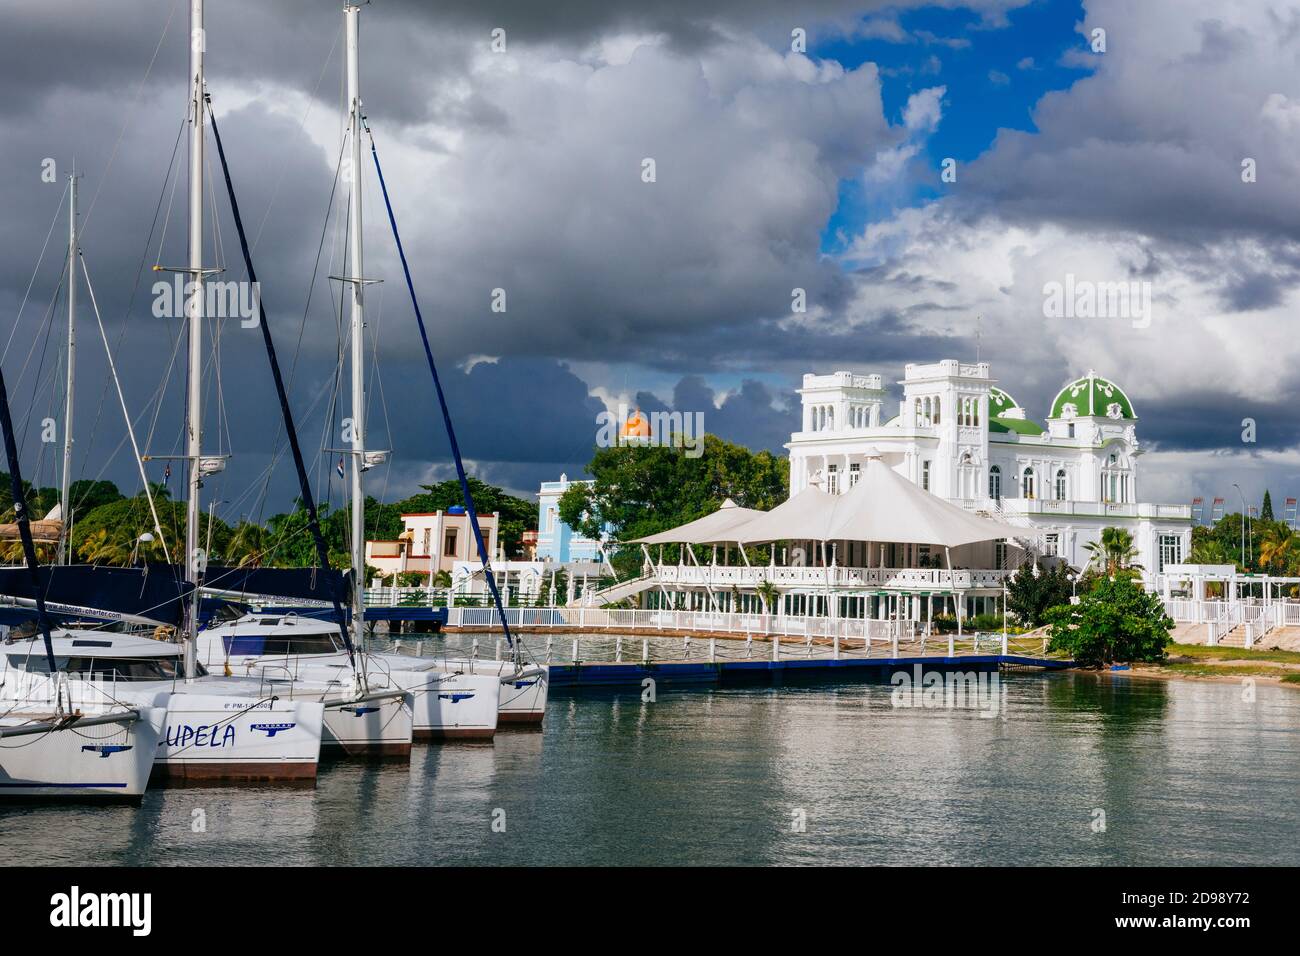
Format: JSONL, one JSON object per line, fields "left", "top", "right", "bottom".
{"left": 1, "top": 645, "right": 1296, "bottom": 866}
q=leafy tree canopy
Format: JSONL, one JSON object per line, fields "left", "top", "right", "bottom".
{"left": 558, "top": 435, "right": 788, "bottom": 575}
{"left": 1044, "top": 576, "right": 1173, "bottom": 667}
{"left": 1005, "top": 559, "right": 1076, "bottom": 627}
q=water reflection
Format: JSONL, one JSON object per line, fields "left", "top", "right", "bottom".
{"left": 1, "top": 672, "right": 1296, "bottom": 866}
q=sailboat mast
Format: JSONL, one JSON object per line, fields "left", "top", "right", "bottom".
{"left": 345, "top": 3, "right": 366, "bottom": 638}
{"left": 184, "top": 0, "right": 206, "bottom": 680}
{"left": 58, "top": 169, "right": 77, "bottom": 565}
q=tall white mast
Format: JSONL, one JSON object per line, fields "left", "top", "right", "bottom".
{"left": 345, "top": 3, "right": 367, "bottom": 649}
{"left": 58, "top": 168, "right": 78, "bottom": 565}
{"left": 184, "top": 0, "right": 206, "bottom": 680}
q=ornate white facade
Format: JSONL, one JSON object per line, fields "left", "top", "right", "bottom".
{"left": 787, "top": 361, "right": 1192, "bottom": 577}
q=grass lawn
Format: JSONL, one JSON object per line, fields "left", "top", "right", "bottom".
{"left": 1150, "top": 643, "right": 1300, "bottom": 684}
{"left": 1167, "top": 643, "right": 1300, "bottom": 664}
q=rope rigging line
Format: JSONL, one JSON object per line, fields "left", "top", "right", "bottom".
{"left": 78, "top": 252, "right": 172, "bottom": 564}
{"left": 1, "top": 179, "right": 68, "bottom": 366}
{"left": 206, "top": 99, "right": 357, "bottom": 665}
{"left": 366, "top": 129, "right": 515, "bottom": 650}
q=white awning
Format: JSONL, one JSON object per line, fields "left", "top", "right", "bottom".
{"left": 824, "top": 456, "right": 1028, "bottom": 547}
{"left": 627, "top": 453, "right": 1030, "bottom": 549}
{"left": 729, "top": 486, "right": 839, "bottom": 544}
{"left": 630, "top": 498, "right": 765, "bottom": 545}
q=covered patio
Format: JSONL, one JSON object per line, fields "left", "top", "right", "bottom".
{"left": 626, "top": 452, "right": 1039, "bottom": 633}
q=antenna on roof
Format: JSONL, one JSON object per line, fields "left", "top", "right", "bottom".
{"left": 975, "top": 314, "right": 982, "bottom": 363}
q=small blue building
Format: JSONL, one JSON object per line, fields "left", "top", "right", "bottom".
{"left": 536, "top": 474, "right": 608, "bottom": 563}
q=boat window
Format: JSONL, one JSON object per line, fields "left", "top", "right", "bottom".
{"left": 7, "top": 654, "right": 67, "bottom": 673}
{"left": 63, "top": 656, "right": 185, "bottom": 680}
{"left": 223, "top": 632, "right": 343, "bottom": 656}
{"left": 259, "top": 618, "right": 281, "bottom": 627}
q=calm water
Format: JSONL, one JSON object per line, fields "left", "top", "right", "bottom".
{"left": 1, "top": 666, "right": 1297, "bottom": 866}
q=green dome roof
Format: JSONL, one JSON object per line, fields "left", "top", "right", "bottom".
{"left": 988, "top": 386, "right": 1019, "bottom": 417}
{"left": 1049, "top": 371, "right": 1136, "bottom": 421}
{"left": 989, "top": 416, "right": 1044, "bottom": 436}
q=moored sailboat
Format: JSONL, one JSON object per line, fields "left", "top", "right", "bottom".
{"left": 0, "top": 364, "right": 166, "bottom": 800}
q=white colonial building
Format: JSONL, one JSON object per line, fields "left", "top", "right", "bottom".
{"left": 788, "top": 361, "right": 1191, "bottom": 576}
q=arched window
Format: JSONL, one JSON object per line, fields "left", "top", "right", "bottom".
{"left": 1101, "top": 452, "right": 1125, "bottom": 503}
{"left": 933, "top": 400, "right": 940, "bottom": 425}
{"left": 1054, "top": 468, "right": 1067, "bottom": 501}
{"left": 989, "top": 465, "right": 1002, "bottom": 501}
{"left": 914, "top": 397, "right": 922, "bottom": 424}
{"left": 1021, "top": 467, "right": 1036, "bottom": 500}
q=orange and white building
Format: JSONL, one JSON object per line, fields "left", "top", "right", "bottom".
{"left": 365, "top": 508, "right": 501, "bottom": 582}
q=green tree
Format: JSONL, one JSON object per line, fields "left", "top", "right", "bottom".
{"left": 1044, "top": 576, "right": 1173, "bottom": 667}
{"left": 1004, "top": 560, "right": 1075, "bottom": 627}
{"left": 1261, "top": 489, "right": 1274, "bottom": 521}
{"left": 1082, "top": 527, "right": 1141, "bottom": 576}
{"left": 68, "top": 479, "right": 125, "bottom": 517}
{"left": 70, "top": 492, "right": 231, "bottom": 566}
{"left": 559, "top": 435, "right": 788, "bottom": 577}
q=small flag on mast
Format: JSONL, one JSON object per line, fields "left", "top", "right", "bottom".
{"left": 336, "top": 457, "right": 346, "bottom": 480}
{"left": 163, "top": 463, "right": 171, "bottom": 487}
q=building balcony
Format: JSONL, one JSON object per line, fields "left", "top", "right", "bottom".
{"left": 651, "top": 564, "right": 1010, "bottom": 592}
{"left": 947, "top": 497, "right": 1192, "bottom": 521}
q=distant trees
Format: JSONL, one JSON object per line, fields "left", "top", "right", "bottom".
{"left": 7, "top": 473, "right": 536, "bottom": 570}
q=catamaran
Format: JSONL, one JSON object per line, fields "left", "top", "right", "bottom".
{"left": 198, "top": 611, "right": 543, "bottom": 728}
{"left": 2, "top": 628, "right": 327, "bottom": 781}
{"left": 0, "top": 363, "right": 167, "bottom": 799}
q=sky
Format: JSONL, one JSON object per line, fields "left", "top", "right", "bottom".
{"left": 1, "top": 0, "right": 1298, "bottom": 525}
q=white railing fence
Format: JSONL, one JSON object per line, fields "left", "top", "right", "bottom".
{"left": 442, "top": 606, "right": 1047, "bottom": 661}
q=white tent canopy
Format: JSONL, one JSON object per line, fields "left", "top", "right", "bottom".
{"left": 824, "top": 455, "right": 1027, "bottom": 548}
{"left": 634, "top": 451, "right": 1028, "bottom": 550}
{"left": 630, "top": 498, "right": 765, "bottom": 545}
{"left": 727, "top": 486, "right": 839, "bottom": 544}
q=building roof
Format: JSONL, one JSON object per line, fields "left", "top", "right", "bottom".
{"left": 989, "top": 416, "right": 1045, "bottom": 435}
{"left": 1049, "top": 370, "right": 1136, "bottom": 420}
{"left": 676, "top": 454, "right": 1028, "bottom": 547}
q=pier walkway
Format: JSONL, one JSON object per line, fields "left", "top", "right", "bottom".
{"left": 407, "top": 614, "right": 1070, "bottom": 688}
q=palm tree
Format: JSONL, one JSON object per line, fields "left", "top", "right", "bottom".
{"left": 1083, "top": 527, "right": 1142, "bottom": 576}
{"left": 76, "top": 527, "right": 132, "bottom": 565}
{"left": 1258, "top": 524, "right": 1296, "bottom": 575}
{"left": 225, "top": 521, "right": 267, "bottom": 568}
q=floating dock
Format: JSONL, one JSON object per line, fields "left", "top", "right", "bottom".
{"left": 544, "top": 653, "right": 1072, "bottom": 688}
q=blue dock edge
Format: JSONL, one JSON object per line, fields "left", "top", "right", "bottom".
{"left": 548, "top": 654, "right": 1073, "bottom": 688}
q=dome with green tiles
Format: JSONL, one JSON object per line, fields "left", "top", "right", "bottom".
{"left": 988, "top": 386, "right": 1019, "bottom": 417}
{"left": 1049, "top": 371, "right": 1136, "bottom": 421}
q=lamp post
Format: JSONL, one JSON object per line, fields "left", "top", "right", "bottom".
{"left": 1231, "top": 483, "right": 1247, "bottom": 568}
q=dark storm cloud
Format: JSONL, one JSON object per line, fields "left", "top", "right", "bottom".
{"left": 1134, "top": 393, "right": 1300, "bottom": 454}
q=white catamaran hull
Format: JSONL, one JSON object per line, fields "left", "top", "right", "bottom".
{"left": 0, "top": 701, "right": 166, "bottom": 800}
{"left": 423, "top": 657, "right": 547, "bottom": 726}
{"left": 255, "top": 673, "right": 413, "bottom": 758}
{"left": 285, "top": 661, "right": 495, "bottom": 742}
{"left": 124, "top": 685, "right": 325, "bottom": 784}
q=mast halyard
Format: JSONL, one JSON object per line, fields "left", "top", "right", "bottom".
{"left": 184, "top": 0, "right": 206, "bottom": 682}
{"left": 57, "top": 168, "right": 78, "bottom": 566}
{"left": 345, "top": 2, "right": 368, "bottom": 668}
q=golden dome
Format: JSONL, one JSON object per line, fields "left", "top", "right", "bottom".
{"left": 622, "top": 409, "right": 651, "bottom": 438}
